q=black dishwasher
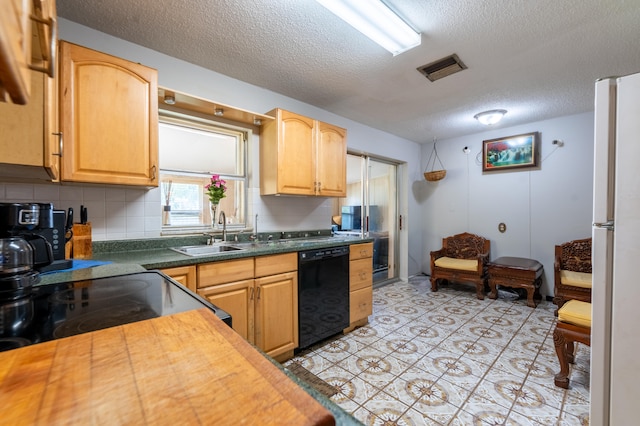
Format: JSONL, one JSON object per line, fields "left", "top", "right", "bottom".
{"left": 298, "top": 246, "right": 350, "bottom": 349}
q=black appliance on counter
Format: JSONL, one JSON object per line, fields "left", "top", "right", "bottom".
{"left": 0, "top": 271, "right": 232, "bottom": 352}
{"left": 0, "top": 202, "right": 72, "bottom": 273}
{"left": 297, "top": 246, "right": 349, "bottom": 349}
{"left": 0, "top": 237, "right": 41, "bottom": 339}
{"left": 340, "top": 205, "right": 381, "bottom": 232}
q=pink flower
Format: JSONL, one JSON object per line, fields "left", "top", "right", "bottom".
{"left": 206, "top": 174, "right": 227, "bottom": 203}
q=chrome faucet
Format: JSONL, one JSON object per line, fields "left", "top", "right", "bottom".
{"left": 218, "top": 210, "right": 227, "bottom": 242}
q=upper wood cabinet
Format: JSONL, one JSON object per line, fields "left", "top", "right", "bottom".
{"left": 260, "top": 108, "right": 346, "bottom": 197}
{"left": 59, "top": 41, "right": 159, "bottom": 186}
{"left": 0, "top": 59, "right": 59, "bottom": 181}
{"left": 0, "top": 0, "right": 60, "bottom": 181}
{"left": 316, "top": 120, "right": 348, "bottom": 197}
{"left": 0, "top": 0, "right": 33, "bottom": 104}
{"left": 0, "top": 0, "right": 57, "bottom": 105}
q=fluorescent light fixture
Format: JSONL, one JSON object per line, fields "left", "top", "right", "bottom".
{"left": 474, "top": 109, "right": 507, "bottom": 125}
{"left": 316, "top": 0, "right": 421, "bottom": 56}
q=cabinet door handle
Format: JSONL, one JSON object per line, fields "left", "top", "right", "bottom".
{"left": 151, "top": 165, "right": 157, "bottom": 180}
{"left": 249, "top": 287, "right": 254, "bottom": 301}
{"left": 28, "top": 15, "right": 57, "bottom": 78}
{"left": 52, "top": 132, "right": 63, "bottom": 157}
{"left": 256, "top": 287, "right": 261, "bottom": 300}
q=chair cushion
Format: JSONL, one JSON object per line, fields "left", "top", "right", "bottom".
{"left": 558, "top": 300, "right": 592, "bottom": 328}
{"left": 434, "top": 257, "right": 478, "bottom": 272}
{"left": 560, "top": 270, "right": 592, "bottom": 288}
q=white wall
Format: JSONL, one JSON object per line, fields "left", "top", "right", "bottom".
{"left": 419, "top": 112, "right": 594, "bottom": 297}
{"left": 0, "top": 19, "right": 423, "bottom": 279}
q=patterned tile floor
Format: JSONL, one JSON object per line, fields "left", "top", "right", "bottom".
{"left": 284, "top": 275, "right": 590, "bottom": 425}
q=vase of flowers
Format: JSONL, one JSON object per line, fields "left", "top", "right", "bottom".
{"left": 205, "top": 174, "right": 227, "bottom": 228}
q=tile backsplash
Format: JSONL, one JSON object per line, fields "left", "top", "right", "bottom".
{"left": 0, "top": 183, "right": 333, "bottom": 241}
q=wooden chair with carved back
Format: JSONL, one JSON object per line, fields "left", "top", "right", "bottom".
{"left": 553, "top": 237, "right": 592, "bottom": 315}
{"left": 430, "top": 232, "right": 490, "bottom": 300}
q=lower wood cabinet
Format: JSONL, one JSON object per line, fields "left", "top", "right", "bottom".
{"left": 159, "top": 265, "right": 196, "bottom": 293}
{"left": 198, "top": 278, "right": 254, "bottom": 342}
{"left": 196, "top": 253, "right": 298, "bottom": 361}
{"left": 345, "top": 242, "right": 373, "bottom": 332}
{"left": 162, "top": 244, "right": 372, "bottom": 357}
{"left": 254, "top": 270, "right": 298, "bottom": 358}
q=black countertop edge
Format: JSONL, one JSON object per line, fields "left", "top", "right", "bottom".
{"left": 259, "top": 347, "right": 364, "bottom": 426}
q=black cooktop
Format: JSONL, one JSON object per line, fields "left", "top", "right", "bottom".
{"left": 0, "top": 271, "right": 231, "bottom": 352}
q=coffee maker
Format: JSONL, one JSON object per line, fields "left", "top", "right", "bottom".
{"left": 0, "top": 203, "right": 71, "bottom": 273}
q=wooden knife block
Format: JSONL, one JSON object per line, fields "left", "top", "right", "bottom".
{"left": 70, "top": 223, "right": 92, "bottom": 259}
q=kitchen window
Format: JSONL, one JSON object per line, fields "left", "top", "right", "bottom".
{"left": 159, "top": 112, "right": 248, "bottom": 232}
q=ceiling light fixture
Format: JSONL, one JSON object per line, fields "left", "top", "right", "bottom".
{"left": 315, "top": 0, "right": 421, "bottom": 56}
{"left": 214, "top": 108, "right": 224, "bottom": 117}
{"left": 163, "top": 95, "right": 176, "bottom": 105}
{"left": 474, "top": 109, "right": 507, "bottom": 125}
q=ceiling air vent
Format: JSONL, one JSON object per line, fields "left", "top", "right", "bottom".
{"left": 417, "top": 54, "right": 467, "bottom": 82}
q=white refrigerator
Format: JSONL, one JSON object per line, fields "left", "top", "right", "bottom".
{"left": 591, "top": 72, "right": 640, "bottom": 425}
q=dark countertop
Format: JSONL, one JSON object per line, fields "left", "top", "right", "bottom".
{"left": 89, "top": 234, "right": 373, "bottom": 270}
{"left": 38, "top": 235, "right": 372, "bottom": 286}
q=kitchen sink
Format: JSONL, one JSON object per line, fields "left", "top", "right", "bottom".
{"left": 170, "top": 244, "right": 245, "bottom": 257}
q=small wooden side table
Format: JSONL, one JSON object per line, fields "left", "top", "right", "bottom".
{"left": 488, "top": 257, "right": 544, "bottom": 308}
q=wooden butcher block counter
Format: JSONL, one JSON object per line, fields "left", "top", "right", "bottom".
{"left": 0, "top": 309, "right": 335, "bottom": 425}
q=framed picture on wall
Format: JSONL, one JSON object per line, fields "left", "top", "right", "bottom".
{"left": 482, "top": 132, "right": 539, "bottom": 172}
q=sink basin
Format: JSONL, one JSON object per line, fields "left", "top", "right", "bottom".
{"left": 170, "top": 244, "right": 245, "bottom": 257}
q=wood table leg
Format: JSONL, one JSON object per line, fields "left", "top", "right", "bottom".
{"left": 526, "top": 287, "right": 536, "bottom": 308}
{"left": 553, "top": 326, "right": 570, "bottom": 389}
{"left": 475, "top": 282, "right": 485, "bottom": 300}
{"left": 488, "top": 280, "right": 498, "bottom": 300}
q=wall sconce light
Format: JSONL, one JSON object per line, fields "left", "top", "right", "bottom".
{"left": 214, "top": 108, "right": 224, "bottom": 117}
{"left": 474, "top": 109, "right": 507, "bottom": 125}
{"left": 163, "top": 95, "right": 176, "bottom": 105}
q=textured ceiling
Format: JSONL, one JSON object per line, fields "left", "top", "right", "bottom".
{"left": 56, "top": 0, "right": 640, "bottom": 144}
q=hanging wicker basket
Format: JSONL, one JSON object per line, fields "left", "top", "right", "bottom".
{"left": 424, "top": 141, "right": 446, "bottom": 181}
{"left": 424, "top": 170, "right": 446, "bottom": 181}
